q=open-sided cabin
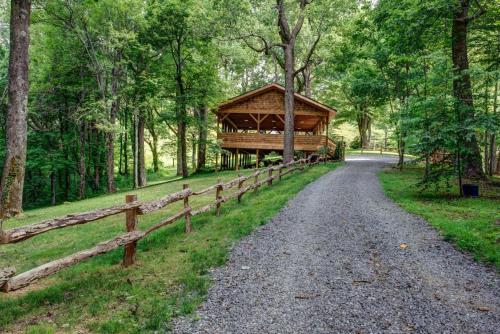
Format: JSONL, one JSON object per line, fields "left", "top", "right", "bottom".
{"left": 216, "top": 83, "right": 337, "bottom": 170}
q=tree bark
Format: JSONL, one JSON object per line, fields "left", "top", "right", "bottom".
{"left": 0, "top": 0, "right": 31, "bottom": 218}
{"left": 451, "top": 0, "right": 485, "bottom": 179}
{"left": 50, "top": 172, "right": 56, "bottom": 206}
{"left": 283, "top": 44, "right": 295, "bottom": 163}
{"left": 133, "top": 112, "right": 141, "bottom": 189}
{"left": 106, "top": 60, "right": 121, "bottom": 193}
{"left": 175, "top": 72, "right": 188, "bottom": 178}
{"left": 302, "top": 63, "right": 312, "bottom": 98}
{"left": 78, "top": 122, "right": 86, "bottom": 199}
{"left": 124, "top": 109, "right": 129, "bottom": 177}
{"left": 275, "top": 0, "right": 311, "bottom": 163}
{"left": 490, "top": 72, "right": 498, "bottom": 176}
{"left": 92, "top": 127, "right": 101, "bottom": 191}
{"left": 137, "top": 114, "right": 146, "bottom": 187}
{"left": 146, "top": 136, "right": 159, "bottom": 173}
{"left": 191, "top": 133, "right": 196, "bottom": 170}
{"left": 196, "top": 105, "right": 208, "bottom": 171}
{"left": 145, "top": 109, "right": 159, "bottom": 173}
{"left": 118, "top": 133, "right": 124, "bottom": 175}
{"left": 357, "top": 112, "right": 370, "bottom": 148}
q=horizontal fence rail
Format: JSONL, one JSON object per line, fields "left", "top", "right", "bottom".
{"left": 0, "top": 157, "right": 326, "bottom": 292}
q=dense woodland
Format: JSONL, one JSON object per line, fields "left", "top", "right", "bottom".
{"left": 0, "top": 0, "right": 498, "bottom": 213}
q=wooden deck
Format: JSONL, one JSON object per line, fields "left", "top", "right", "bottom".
{"left": 218, "top": 133, "right": 336, "bottom": 153}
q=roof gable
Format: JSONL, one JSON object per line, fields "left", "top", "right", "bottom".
{"left": 218, "top": 83, "right": 336, "bottom": 118}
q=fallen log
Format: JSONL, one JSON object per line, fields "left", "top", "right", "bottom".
{"left": 1, "top": 231, "right": 145, "bottom": 292}
{"left": 0, "top": 202, "right": 141, "bottom": 244}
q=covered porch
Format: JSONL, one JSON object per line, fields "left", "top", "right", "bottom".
{"left": 215, "top": 84, "right": 337, "bottom": 170}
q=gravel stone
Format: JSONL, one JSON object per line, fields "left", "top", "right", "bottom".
{"left": 173, "top": 155, "right": 500, "bottom": 334}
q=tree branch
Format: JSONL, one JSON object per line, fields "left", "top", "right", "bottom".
{"left": 294, "top": 33, "right": 321, "bottom": 76}
{"left": 466, "top": 0, "right": 486, "bottom": 22}
{"left": 241, "top": 34, "right": 284, "bottom": 54}
{"left": 276, "top": 0, "right": 292, "bottom": 41}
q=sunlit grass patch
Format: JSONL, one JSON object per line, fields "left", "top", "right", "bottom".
{"left": 379, "top": 167, "right": 500, "bottom": 269}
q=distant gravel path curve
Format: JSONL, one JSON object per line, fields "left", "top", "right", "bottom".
{"left": 173, "top": 155, "right": 500, "bottom": 333}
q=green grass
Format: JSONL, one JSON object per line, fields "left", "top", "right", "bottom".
{"left": 0, "top": 162, "right": 339, "bottom": 333}
{"left": 379, "top": 166, "right": 500, "bottom": 269}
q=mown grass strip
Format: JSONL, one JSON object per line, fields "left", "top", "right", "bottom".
{"left": 379, "top": 167, "right": 500, "bottom": 269}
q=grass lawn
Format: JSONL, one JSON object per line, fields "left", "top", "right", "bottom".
{"left": 0, "top": 162, "right": 339, "bottom": 333}
{"left": 380, "top": 167, "right": 500, "bottom": 269}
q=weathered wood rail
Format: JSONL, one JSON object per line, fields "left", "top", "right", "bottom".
{"left": 0, "top": 158, "right": 324, "bottom": 293}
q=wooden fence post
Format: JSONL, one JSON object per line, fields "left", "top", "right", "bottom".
{"left": 278, "top": 167, "right": 283, "bottom": 180}
{"left": 183, "top": 184, "right": 192, "bottom": 233}
{"left": 216, "top": 178, "right": 222, "bottom": 216}
{"left": 268, "top": 168, "right": 273, "bottom": 186}
{"left": 237, "top": 173, "right": 244, "bottom": 203}
{"left": 123, "top": 194, "right": 138, "bottom": 267}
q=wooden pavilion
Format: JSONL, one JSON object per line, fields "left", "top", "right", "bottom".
{"left": 216, "top": 83, "right": 337, "bottom": 170}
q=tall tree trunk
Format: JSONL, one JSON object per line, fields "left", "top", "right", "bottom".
{"left": 137, "top": 114, "right": 146, "bottom": 187}
{"left": 283, "top": 44, "right": 296, "bottom": 163}
{"left": 145, "top": 110, "right": 159, "bottom": 173}
{"left": 196, "top": 105, "right": 208, "bottom": 171}
{"left": 357, "top": 112, "right": 370, "bottom": 148}
{"left": 275, "top": 0, "right": 311, "bottom": 163}
{"left": 133, "top": 113, "right": 138, "bottom": 188}
{"left": 92, "top": 127, "right": 101, "bottom": 191}
{"left": 145, "top": 135, "right": 159, "bottom": 173}
{"left": 64, "top": 168, "right": 70, "bottom": 201}
{"left": 124, "top": 109, "right": 129, "bottom": 177}
{"left": 451, "top": 0, "right": 484, "bottom": 179}
{"left": 175, "top": 73, "right": 188, "bottom": 178}
{"left": 150, "top": 137, "right": 159, "bottom": 173}
{"left": 273, "top": 53, "right": 280, "bottom": 82}
{"left": 106, "top": 60, "right": 121, "bottom": 193}
{"left": 78, "top": 122, "right": 86, "bottom": 199}
{"left": 118, "top": 133, "right": 124, "bottom": 175}
{"left": 177, "top": 115, "right": 188, "bottom": 177}
{"left": 0, "top": 0, "right": 31, "bottom": 218}
{"left": 303, "top": 64, "right": 312, "bottom": 98}
{"left": 191, "top": 133, "right": 196, "bottom": 170}
{"left": 50, "top": 171, "right": 56, "bottom": 206}
{"left": 490, "top": 72, "right": 498, "bottom": 176}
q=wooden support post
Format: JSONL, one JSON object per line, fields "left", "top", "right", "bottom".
{"left": 183, "top": 184, "right": 192, "bottom": 233}
{"left": 235, "top": 149, "right": 240, "bottom": 171}
{"left": 237, "top": 173, "right": 244, "bottom": 203}
{"left": 268, "top": 168, "right": 273, "bottom": 186}
{"left": 256, "top": 149, "right": 260, "bottom": 168}
{"left": 216, "top": 178, "right": 222, "bottom": 216}
{"left": 123, "top": 194, "right": 138, "bottom": 267}
{"left": 215, "top": 152, "right": 219, "bottom": 172}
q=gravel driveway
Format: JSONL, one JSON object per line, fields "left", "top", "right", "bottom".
{"left": 173, "top": 155, "right": 500, "bottom": 334}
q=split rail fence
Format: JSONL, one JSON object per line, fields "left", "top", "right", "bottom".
{"left": 0, "top": 158, "right": 326, "bottom": 293}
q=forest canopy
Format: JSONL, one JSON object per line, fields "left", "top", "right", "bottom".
{"left": 0, "top": 0, "right": 498, "bottom": 213}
